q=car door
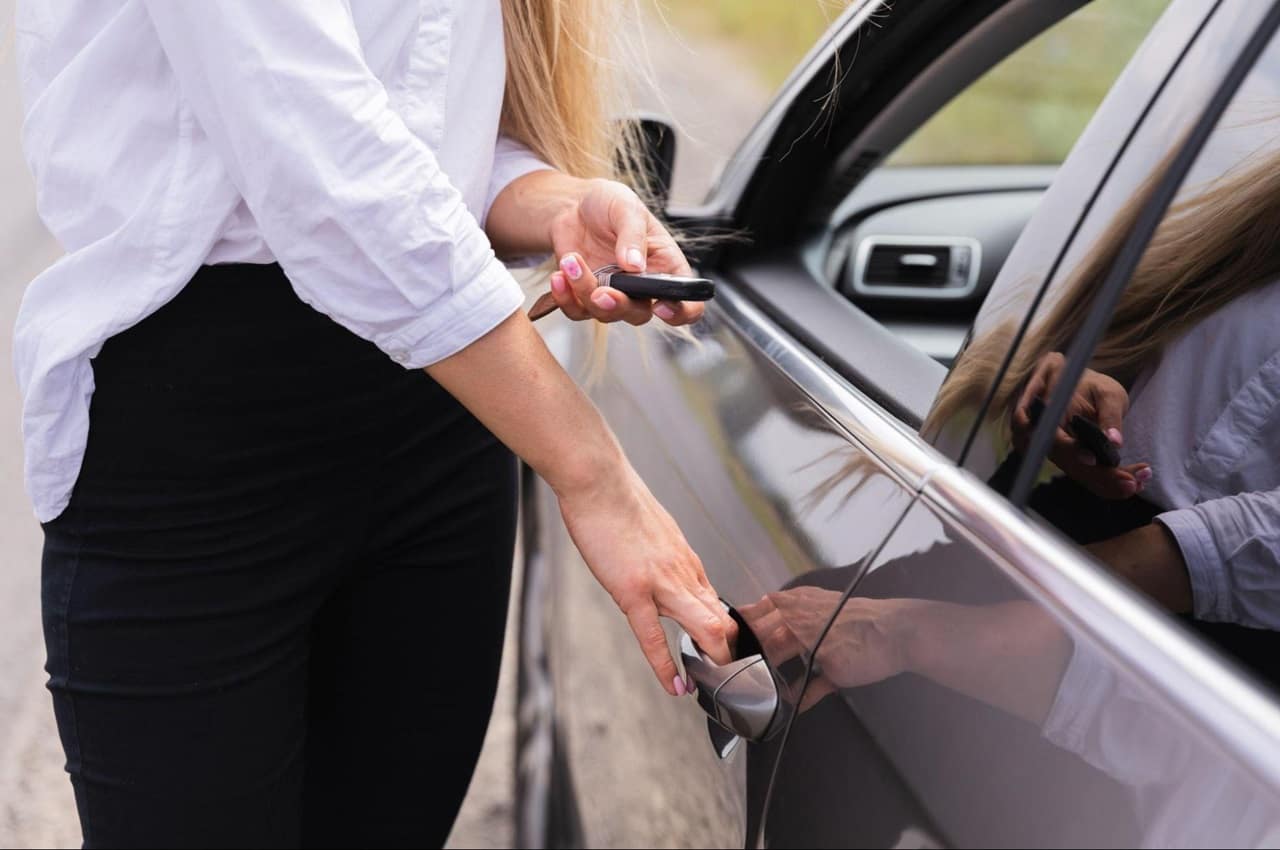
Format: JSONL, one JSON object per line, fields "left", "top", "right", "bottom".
{"left": 762, "top": 0, "right": 1280, "bottom": 846}
{"left": 519, "top": 1, "right": 1188, "bottom": 847}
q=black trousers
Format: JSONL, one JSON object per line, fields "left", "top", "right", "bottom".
{"left": 40, "top": 264, "right": 518, "bottom": 848}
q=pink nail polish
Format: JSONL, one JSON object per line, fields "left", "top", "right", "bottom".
{"left": 561, "top": 255, "right": 583, "bottom": 281}
{"left": 1136, "top": 467, "right": 1154, "bottom": 483}
{"left": 592, "top": 291, "right": 617, "bottom": 311}
{"left": 672, "top": 675, "right": 686, "bottom": 697}
{"left": 1107, "top": 428, "right": 1124, "bottom": 446}
{"left": 550, "top": 273, "right": 566, "bottom": 295}
{"left": 627, "top": 248, "right": 646, "bottom": 271}
{"left": 654, "top": 303, "right": 676, "bottom": 321}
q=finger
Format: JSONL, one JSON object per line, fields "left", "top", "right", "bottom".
{"left": 665, "top": 588, "right": 733, "bottom": 666}
{"left": 550, "top": 271, "right": 590, "bottom": 321}
{"left": 625, "top": 604, "right": 681, "bottom": 695}
{"left": 653, "top": 300, "right": 705, "bottom": 326}
{"left": 612, "top": 198, "right": 650, "bottom": 272}
{"left": 1093, "top": 389, "right": 1127, "bottom": 447}
{"left": 590, "top": 287, "right": 654, "bottom": 325}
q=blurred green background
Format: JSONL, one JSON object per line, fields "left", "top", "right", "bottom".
{"left": 661, "top": 0, "right": 1169, "bottom": 165}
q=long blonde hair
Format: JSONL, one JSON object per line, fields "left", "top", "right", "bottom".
{"left": 925, "top": 145, "right": 1280, "bottom": 439}
{"left": 500, "top": 0, "right": 650, "bottom": 187}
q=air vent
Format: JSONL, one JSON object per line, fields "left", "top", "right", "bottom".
{"left": 851, "top": 236, "right": 982, "bottom": 300}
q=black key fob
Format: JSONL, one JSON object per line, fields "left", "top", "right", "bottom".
{"left": 1068, "top": 415, "right": 1121, "bottom": 468}
{"left": 597, "top": 270, "right": 715, "bottom": 302}
{"left": 1025, "top": 397, "right": 1120, "bottom": 467}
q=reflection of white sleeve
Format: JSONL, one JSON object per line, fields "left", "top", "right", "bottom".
{"left": 1157, "top": 487, "right": 1280, "bottom": 630}
{"left": 1042, "top": 641, "right": 1191, "bottom": 787}
{"left": 1044, "top": 641, "right": 1280, "bottom": 848}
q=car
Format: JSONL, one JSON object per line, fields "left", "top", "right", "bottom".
{"left": 514, "top": 0, "right": 1280, "bottom": 846}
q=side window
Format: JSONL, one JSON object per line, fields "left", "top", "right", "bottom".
{"left": 947, "top": 11, "right": 1280, "bottom": 691}
{"left": 828, "top": 0, "right": 1169, "bottom": 367}
{"left": 888, "top": 0, "right": 1168, "bottom": 167}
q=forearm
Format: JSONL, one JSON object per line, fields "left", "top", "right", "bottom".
{"left": 902, "top": 600, "right": 1075, "bottom": 725}
{"left": 424, "top": 309, "right": 623, "bottom": 495}
{"left": 1088, "top": 523, "right": 1193, "bottom": 614}
{"left": 485, "top": 170, "right": 591, "bottom": 259}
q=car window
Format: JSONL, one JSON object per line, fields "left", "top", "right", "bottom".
{"left": 941, "top": 7, "right": 1280, "bottom": 691}
{"left": 888, "top": 0, "right": 1169, "bottom": 167}
{"left": 827, "top": 1, "right": 1171, "bottom": 370}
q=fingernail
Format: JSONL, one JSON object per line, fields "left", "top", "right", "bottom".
{"left": 683, "top": 676, "right": 695, "bottom": 695}
{"left": 1136, "top": 467, "right": 1153, "bottom": 483}
{"left": 672, "top": 675, "right": 686, "bottom": 697}
{"left": 1107, "top": 428, "right": 1124, "bottom": 446}
{"left": 654, "top": 303, "right": 676, "bottom": 321}
{"left": 550, "top": 272, "right": 566, "bottom": 295}
{"left": 1122, "top": 480, "right": 1138, "bottom": 497}
{"left": 1078, "top": 452, "right": 1097, "bottom": 467}
{"left": 560, "top": 255, "right": 583, "bottom": 281}
{"left": 592, "top": 290, "right": 617, "bottom": 311}
{"left": 627, "top": 248, "right": 646, "bottom": 271}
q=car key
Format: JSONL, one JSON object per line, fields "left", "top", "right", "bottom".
{"left": 594, "top": 264, "right": 716, "bottom": 302}
{"left": 1025, "top": 397, "right": 1120, "bottom": 467}
{"left": 1067, "top": 414, "right": 1121, "bottom": 468}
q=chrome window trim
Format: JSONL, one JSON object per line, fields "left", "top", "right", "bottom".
{"left": 712, "top": 283, "right": 940, "bottom": 494}
{"left": 714, "top": 279, "right": 1280, "bottom": 794}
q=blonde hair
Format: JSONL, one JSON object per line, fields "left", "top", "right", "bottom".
{"left": 500, "top": 0, "right": 652, "bottom": 189}
{"left": 924, "top": 145, "right": 1280, "bottom": 439}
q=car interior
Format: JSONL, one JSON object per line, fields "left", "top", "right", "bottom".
{"left": 699, "top": 0, "right": 1168, "bottom": 427}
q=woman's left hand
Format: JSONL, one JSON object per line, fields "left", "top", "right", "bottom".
{"left": 529, "top": 179, "right": 705, "bottom": 327}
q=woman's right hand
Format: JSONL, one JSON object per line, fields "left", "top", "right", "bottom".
{"left": 556, "top": 461, "right": 738, "bottom": 696}
{"left": 1011, "top": 352, "right": 1152, "bottom": 499}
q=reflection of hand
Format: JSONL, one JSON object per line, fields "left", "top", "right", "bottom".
{"left": 528, "top": 179, "right": 704, "bottom": 326}
{"left": 1011, "top": 352, "right": 1151, "bottom": 500}
{"left": 741, "top": 588, "right": 1073, "bottom": 723}
{"left": 740, "top": 588, "right": 924, "bottom": 710}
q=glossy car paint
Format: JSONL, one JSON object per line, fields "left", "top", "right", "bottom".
{"left": 518, "top": 0, "right": 1280, "bottom": 846}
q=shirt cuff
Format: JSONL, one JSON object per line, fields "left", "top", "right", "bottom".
{"left": 1156, "top": 508, "right": 1230, "bottom": 623}
{"left": 1042, "top": 639, "right": 1113, "bottom": 756}
{"left": 383, "top": 256, "right": 526, "bottom": 369}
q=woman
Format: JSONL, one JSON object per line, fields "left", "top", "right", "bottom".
{"left": 15, "top": 1, "right": 737, "bottom": 846}
{"left": 927, "top": 143, "right": 1280, "bottom": 633}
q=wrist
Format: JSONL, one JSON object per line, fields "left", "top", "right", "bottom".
{"left": 544, "top": 426, "right": 631, "bottom": 505}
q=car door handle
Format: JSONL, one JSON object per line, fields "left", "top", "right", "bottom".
{"left": 678, "top": 608, "right": 788, "bottom": 756}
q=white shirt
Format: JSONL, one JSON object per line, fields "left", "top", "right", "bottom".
{"left": 1119, "top": 280, "right": 1280, "bottom": 630}
{"left": 14, "top": 0, "right": 551, "bottom": 522}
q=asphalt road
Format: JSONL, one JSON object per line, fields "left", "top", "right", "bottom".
{"left": 0, "top": 9, "right": 768, "bottom": 847}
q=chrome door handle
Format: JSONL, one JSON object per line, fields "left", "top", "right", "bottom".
{"left": 678, "top": 609, "right": 788, "bottom": 757}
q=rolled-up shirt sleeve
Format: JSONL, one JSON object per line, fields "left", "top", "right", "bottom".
{"left": 1156, "top": 486, "right": 1280, "bottom": 630}
{"left": 483, "top": 136, "right": 555, "bottom": 226}
{"left": 142, "top": 1, "right": 524, "bottom": 368}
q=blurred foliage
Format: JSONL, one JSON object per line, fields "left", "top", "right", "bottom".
{"left": 657, "top": 0, "right": 855, "bottom": 90}
{"left": 891, "top": 0, "right": 1170, "bottom": 165}
{"left": 661, "top": 0, "right": 1170, "bottom": 166}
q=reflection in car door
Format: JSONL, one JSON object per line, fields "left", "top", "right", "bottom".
{"left": 536, "top": 282, "right": 934, "bottom": 846}
{"left": 764, "top": 2, "right": 1280, "bottom": 847}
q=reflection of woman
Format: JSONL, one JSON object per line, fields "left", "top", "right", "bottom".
{"left": 16, "top": 2, "right": 735, "bottom": 845}
{"left": 928, "top": 148, "right": 1280, "bottom": 634}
